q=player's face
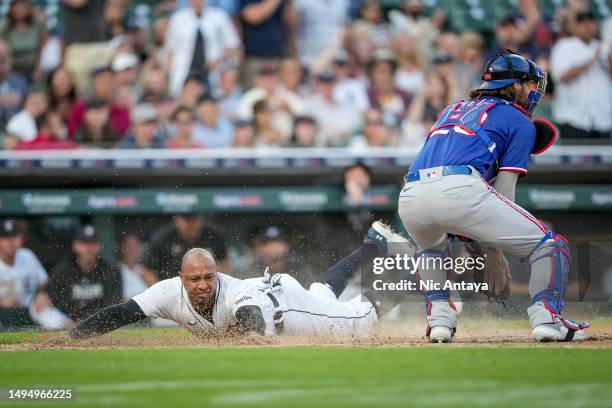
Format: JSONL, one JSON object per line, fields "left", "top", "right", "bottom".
{"left": 180, "top": 256, "right": 217, "bottom": 307}
{"left": 0, "top": 235, "right": 22, "bottom": 259}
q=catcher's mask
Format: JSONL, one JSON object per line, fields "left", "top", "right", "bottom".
{"left": 477, "top": 50, "right": 547, "bottom": 115}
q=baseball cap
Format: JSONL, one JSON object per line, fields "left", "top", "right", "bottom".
{"left": 0, "top": 219, "right": 20, "bottom": 237}
{"left": 575, "top": 11, "right": 596, "bottom": 22}
{"left": 90, "top": 65, "right": 113, "bottom": 78}
{"left": 75, "top": 224, "right": 99, "bottom": 242}
{"left": 432, "top": 51, "right": 452, "bottom": 65}
{"left": 131, "top": 103, "right": 158, "bottom": 124}
{"left": 85, "top": 98, "right": 107, "bottom": 110}
{"left": 112, "top": 53, "right": 139, "bottom": 72}
{"left": 498, "top": 15, "right": 519, "bottom": 27}
{"left": 258, "top": 63, "right": 278, "bottom": 76}
{"left": 316, "top": 69, "right": 336, "bottom": 82}
{"left": 260, "top": 226, "right": 285, "bottom": 241}
{"left": 233, "top": 118, "right": 253, "bottom": 127}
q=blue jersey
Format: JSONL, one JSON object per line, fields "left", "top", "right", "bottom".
{"left": 410, "top": 97, "right": 536, "bottom": 182}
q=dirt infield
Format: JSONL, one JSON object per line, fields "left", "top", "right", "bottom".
{"left": 2, "top": 320, "right": 611, "bottom": 350}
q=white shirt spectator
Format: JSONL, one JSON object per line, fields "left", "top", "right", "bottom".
{"left": 294, "top": 0, "right": 349, "bottom": 67}
{"left": 165, "top": 6, "right": 240, "bottom": 96}
{"left": 333, "top": 77, "right": 370, "bottom": 112}
{"left": 304, "top": 93, "right": 362, "bottom": 146}
{"left": 0, "top": 248, "right": 46, "bottom": 307}
{"left": 550, "top": 37, "right": 612, "bottom": 132}
{"left": 395, "top": 69, "right": 425, "bottom": 95}
{"left": 6, "top": 110, "right": 37, "bottom": 142}
{"left": 120, "top": 263, "right": 149, "bottom": 301}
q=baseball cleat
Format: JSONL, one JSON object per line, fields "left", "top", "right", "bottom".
{"left": 532, "top": 323, "right": 589, "bottom": 342}
{"left": 428, "top": 326, "right": 454, "bottom": 343}
{"left": 528, "top": 301, "right": 590, "bottom": 342}
{"left": 364, "top": 221, "right": 415, "bottom": 256}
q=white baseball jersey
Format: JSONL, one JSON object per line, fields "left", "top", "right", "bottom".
{"left": 0, "top": 248, "right": 48, "bottom": 307}
{"left": 133, "top": 273, "right": 276, "bottom": 336}
{"left": 132, "top": 272, "right": 378, "bottom": 337}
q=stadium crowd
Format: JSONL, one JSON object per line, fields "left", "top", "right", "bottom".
{"left": 0, "top": 0, "right": 609, "bottom": 151}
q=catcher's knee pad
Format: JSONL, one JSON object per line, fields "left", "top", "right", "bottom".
{"left": 529, "top": 232, "right": 570, "bottom": 314}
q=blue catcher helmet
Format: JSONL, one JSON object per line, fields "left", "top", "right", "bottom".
{"left": 476, "top": 51, "right": 547, "bottom": 115}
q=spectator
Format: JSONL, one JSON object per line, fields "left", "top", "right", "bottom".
{"left": 177, "top": 75, "right": 205, "bottom": 110}
{"left": 279, "top": 57, "right": 304, "bottom": 95}
{"left": 366, "top": 51, "right": 413, "bottom": 125}
{"left": 350, "top": 108, "right": 397, "bottom": 148}
{"left": 232, "top": 119, "right": 256, "bottom": 147}
{"left": 392, "top": 33, "right": 425, "bottom": 95}
{"left": 116, "top": 103, "right": 165, "bottom": 149}
{"left": 331, "top": 49, "right": 370, "bottom": 112}
{"left": 343, "top": 162, "right": 372, "bottom": 205}
{"left": 353, "top": 0, "right": 391, "bottom": 50}
{"left": 165, "top": 0, "right": 240, "bottom": 96}
{"left": 550, "top": 11, "right": 612, "bottom": 140}
{"left": 48, "top": 224, "right": 122, "bottom": 321}
{"left": 192, "top": 95, "right": 234, "bottom": 148}
{"left": 5, "top": 87, "right": 47, "bottom": 148}
{"left": 430, "top": 50, "right": 460, "bottom": 101}
{"left": 46, "top": 66, "right": 77, "bottom": 122}
{"left": 237, "top": 64, "right": 306, "bottom": 140}
{"left": 61, "top": 0, "right": 111, "bottom": 93}
{"left": 345, "top": 24, "right": 376, "bottom": 76}
{"left": 140, "top": 67, "right": 170, "bottom": 103}
{"left": 343, "top": 162, "right": 375, "bottom": 235}
{"left": 252, "top": 99, "right": 284, "bottom": 147}
{"left": 215, "top": 61, "right": 242, "bottom": 121}
{"left": 233, "top": 225, "right": 290, "bottom": 278}
{"left": 61, "top": 0, "right": 107, "bottom": 45}
{"left": 140, "top": 214, "right": 229, "bottom": 280}
{"left": 67, "top": 66, "right": 130, "bottom": 138}
{"left": 453, "top": 31, "right": 484, "bottom": 96}
{"left": 0, "top": 39, "right": 28, "bottom": 131}
{"left": 114, "top": 84, "right": 138, "bottom": 114}
{"left": 554, "top": 0, "right": 590, "bottom": 39}
{"left": 148, "top": 15, "right": 170, "bottom": 67}
{"left": 434, "top": 32, "right": 466, "bottom": 99}
{"left": 14, "top": 110, "right": 75, "bottom": 150}
{"left": 294, "top": 0, "right": 349, "bottom": 68}
{"left": 238, "top": 0, "right": 297, "bottom": 88}
{"left": 104, "top": 0, "right": 128, "bottom": 38}
{"left": 118, "top": 233, "right": 157, "bottom": 301}
{"left": 388, "top": 0, "right": 445, "bottom": 61}
{"left": 111, "top": 53, "right": 140, "bottom": 89}
{"left": 484, "top": 11, "right": 544, "bottom": 63}
{"left": 289, "top": 115, "right": 319, "bottom": 147}
{"left": 166, "top": 106, "right": 203, "bottom": 148}
{"left": 0, "top": 0, "right": 47, "bottom": 81}
{"left": 402, "top": 71, "right": 453, "bottom": 147}
{"left": 72, "top": 99, "right": 121, "bottom": 148}
{"left": 0, "top": 219, "right": 72, "bottom": 329}
{"left": 304, "top": 69, "right": 361, "bottom": 146}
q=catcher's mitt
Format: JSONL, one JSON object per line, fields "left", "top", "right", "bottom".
{"left": 467, "top": 243, "right": 512, "bottom": 305}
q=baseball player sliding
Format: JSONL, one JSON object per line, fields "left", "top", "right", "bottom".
{"left": 398, "top": 50, "right": 589, "bottom": 343}
{"left": 70, "top": 222, "right": 412, "bottom": 340}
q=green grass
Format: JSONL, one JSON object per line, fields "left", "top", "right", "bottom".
{"left": 1, "top": 329, "right": 611, "bottom": 408}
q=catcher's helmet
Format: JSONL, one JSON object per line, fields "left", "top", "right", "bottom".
{"left": 476, "top": 51, "right": 547, "bottom": 114}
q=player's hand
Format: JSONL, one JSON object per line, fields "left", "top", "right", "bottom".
{"left": 483, "top": 249, "right": 511, "bottom": 298}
